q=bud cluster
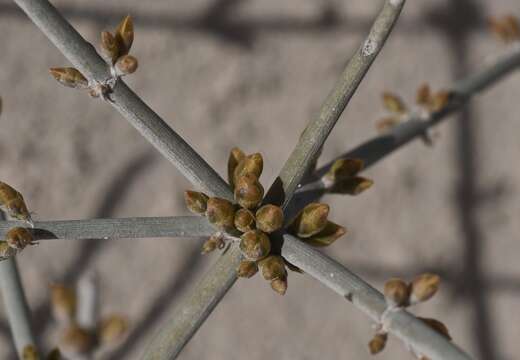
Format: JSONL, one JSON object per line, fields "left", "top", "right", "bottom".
{"left": 368, "top": 273, "right": 451, "bottom": 357}
{"left": 50, "top": 16, "right": 138, "bottom": 99}
{"left": 376, "top": 86, "right": 454, "bottom": 146}
{"left": 0, "top": 181, "right": 37, "bottom": 261}
{"left": 49, "top": 282, "right": 129, "bottom": 357}
{"left": 185, "top": 147, "right": 287, "bottom": 294}
{"left": 489, "top": 15, "right": 520, "bottom": 44}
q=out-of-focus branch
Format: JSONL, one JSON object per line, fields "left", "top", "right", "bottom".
{"left": 288, "top": 44, "right": 520, "bottom": 218}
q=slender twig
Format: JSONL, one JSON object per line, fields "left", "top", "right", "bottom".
{"left": 263, "top": 0, "right": 405, "bottom": 208}
{"left": 13, "top": 0, "right": 231, "bottom": 200}
{"left": 0, "top": 212, "right": 38, "bottom": 358}
{"left": 282, "top": 234, "right": 471, "bottom": 360}
{"left": 288, "top": 43, "right": 520, "bottom": 218}
{"left": 0, "top": 217, "right": 214, "bottom": 240}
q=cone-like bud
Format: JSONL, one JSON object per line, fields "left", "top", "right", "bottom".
{"left": 303, "top": 221, "right": 346, "bottom": 247}
{"left": 60, "top": 325, "right": 94, "bottom": 354}
{"left": 384, "top": 278, "right": 410, "bottom": 307}
{"left": 418, "top": 317, "right": 451, "bottom": 340}
{"left": 256, "top": 205, "right": 284, "bottom": 233}
{"left": 206, "top": 197, "right": 235, "bottom": 230}
{"left": 184, "top": 191, "right": 209, "bottom": 215}
{"left": 201, "top": 234, "right": 224, "bottom": 254}
{"left": 228, "top": 147, "right": 245, "bottom": 190}
{"left": 49, "top": 68, "right": 88, "bottom": 89}
{"left": 271, "top": 277, "right": 288, "bottom": 295}
{"left": 416, "top": 83, "right": 432, "bottom": 107}
{"left": 237, "top": 260, "right": 258, "bottom": 278}
{"left": 6, "top": 227, "right": 36, "bottom": 250}
{"left": 329, "top": 176, "right": 373, "bottom": 195}
{"left": 50, "top": 284, "right": 76, "bottom": 324}
{"left": 258, "top": 255, "right": 287, "bottom": 281}
{"left": 234, "top": 208, "right": 255, "bottom": 233}
{"left": 0, "top": 241, "right": 17, "bottom": 261}
{"left": 376, "top": 116, "right": 400, "bottom": 133}
{"left": 115, "top": 55, "right": 138, "bottom": 75}
{"left": 504, "top": 15, "right": 520, "bottom": 40}
{"left": 325, "top": 158, "right": 364, "bottom": 182}
{"left": 233, "top": 153, "right": 263, "bottom": 183}
{"left": 410, "top": 273, "right": 440, "bottom": 303}
{"left": 99, "top": 314, "right": 129, "bottom": 344}
{"left": 234, "top": 173, "right": 264, "bottom": 209}
{"left": 430, "top": 90, "right": 452, "bottom": 112}
{"left": 368, "top": 333, "right": 388, "bottom": 354}
{"left": 489, "top": 16, "right": 520, "bottom": 43}
{"left": 115, "top": 15, "right": 134, "bottom": 55}
{"left": 100, "top": 31, "right": 120, "bottom": 64}
{"left": 239, "top": 230, "right": 271, "bottom": 261}
{"left": 290, "top": 203, "right": 329, "bottom": 238}
{"left": 46, "top": 348, "right": 62, "bottom": 360}
{"left": 382, "top": 92, "right": 406, "bottom": 114}
{"left": 22, "top": 345, "right": 38, "bottom": 360}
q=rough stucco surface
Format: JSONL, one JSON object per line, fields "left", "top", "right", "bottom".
{"left": 0, "top": 0, "right": 519, "bottom": 359}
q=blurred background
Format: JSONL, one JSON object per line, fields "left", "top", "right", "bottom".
{"left": 0, "top": 0, "right": 519, "bottom": 358}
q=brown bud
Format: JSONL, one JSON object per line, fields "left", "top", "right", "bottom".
{"left": 50, "top": 284, "right": 76, "bottom": 324}
{"left": 290, "top": 203, "right": 329, "bottom": 238}
{"left": 368, "top": 333, "right": 388, "bottom": 354}
{"left": 206, "top": 197, "right": 235, "bottom": 230}
{"left": 303, "top": 221, "right": 346, "bottom": 247}
{"left": 46, "top": 348, "right": 61, "bottom": 360}
{"left": 237, "top": 260, "right": 258, "bottom": 278}
{"left": 234, "top": 173, "right": 264, "bottom": 209}
{"left": 115, "top": 55, "right": 138, "bottom": 75}
{"left": 376, "top": 117, "right": 400, "bottom": 133}
{"left": 416, "top": 83, "right": 432, "bottom": 106}
{"left": 233, "top": 153, "right": 263, "bottom": 183}
{"left": 255, "top": 205, "right": 284, "bottom": 233}
{"left": 100, "top": 31, "right": 120, "bottom": 64}
{"left": 115, "top": 15, "right": 134, "bottom": 55}
{"left": 45, "top": 348, "right": 62, "bottom": 360}
{"left": 0, "top": 241, "right": 17, "bottom": 261}
{"left": 418, "top": 317, "right": 451, "bottom": 340}
{"left": 239, "top": 230, "right": 271, "bottom": 261}
{"left": 329, "top": 176, "right": 373, "bottom": 195}
{"left": 234, "top": 208, "right": 256, "bottom": 233}
{"left": 430, "top": 90, "right": 453, "bottom": 112}
{"left": 410, "top": 273, "right": 440, "bottom": 303}
{"left": 504, "top": 15, "right": 520, "bottom": 40}
{"left": 99, "top": 314, "right": 129, "bottom": 344}
{"left": 22, "top": 345, "right": 39, "bottom": 360}
{"left": 325, "top": 158, "right": 364, "bottom": 182}
{"left": 382, "top": 92, "right": 406, "bottom": 114}
{"left": 271, "top": 277, "right": 288, "bottom": 295}
{"left": 258, "top": 255, "right": 287, "bottom": 281}
{"left": 184, "top": 190, "right": 209, "bottom": 215}
{"left": 228, "top": 147, "right": 245, "bottom": 190}
{"left": 384, "top": 278, "right": 410, "bottom": 307}
{"left": 6, "top": 227, "right": 36, "bottom": 250}
{"left": 49, "top": 68, "right": 88, "bottom": 89}
{"left": 201, "top": 234, "right": 224, "bottom": 254}
{"left": 60, "top": 325, "right": 94, "bottom": 354}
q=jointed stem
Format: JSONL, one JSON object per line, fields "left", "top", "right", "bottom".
{"left": 0, "top": 217, "right": 214, "bottom": 241}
